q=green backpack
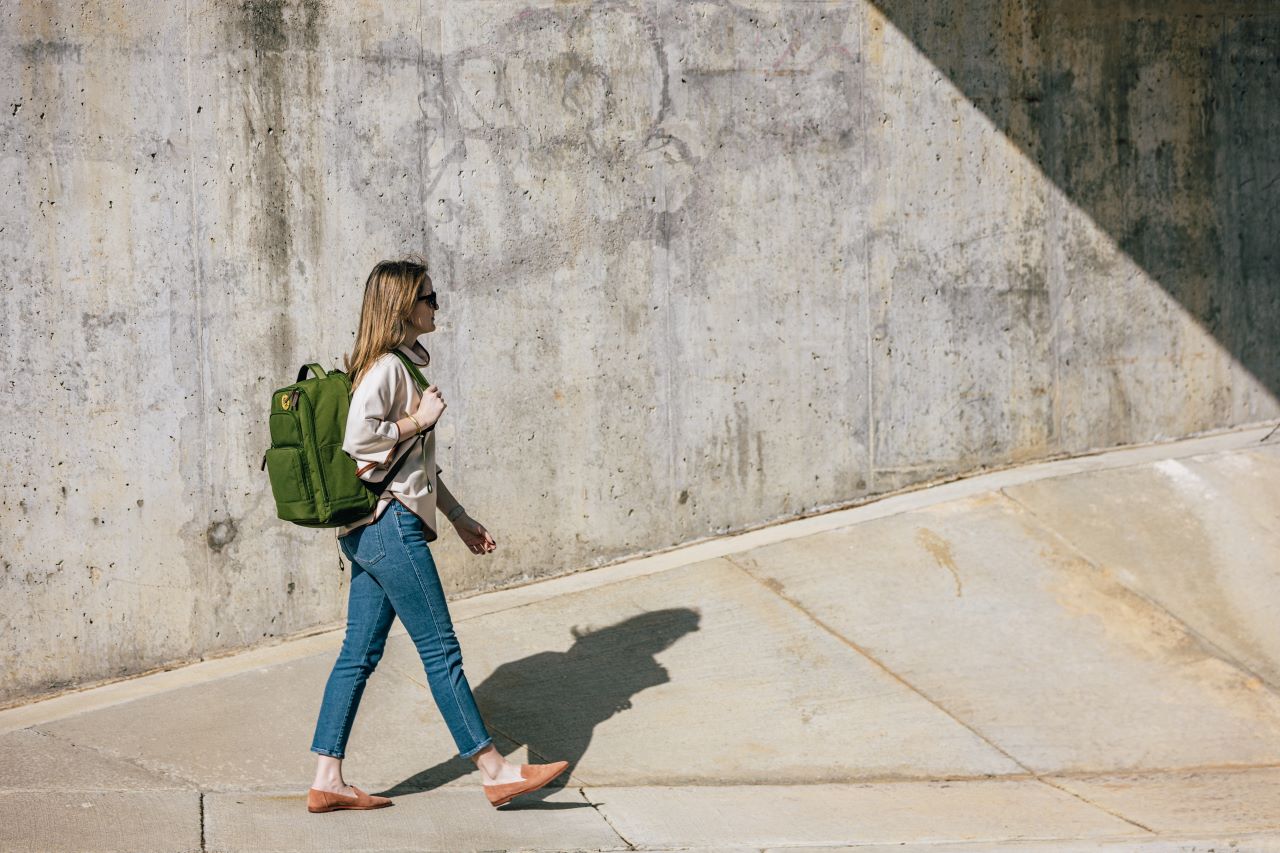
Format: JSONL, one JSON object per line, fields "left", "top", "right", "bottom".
{"left": 261, "top": 353, "right": 430, "bottom": 528}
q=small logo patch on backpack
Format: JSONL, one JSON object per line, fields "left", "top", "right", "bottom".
{"left": 280, "top": 392, "right": 292, "bottom": 411}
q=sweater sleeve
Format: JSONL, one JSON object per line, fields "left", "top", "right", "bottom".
{"left": 343, "top": 359, "right": 403, "bottom": 479}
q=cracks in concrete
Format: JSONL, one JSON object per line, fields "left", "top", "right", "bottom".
{"left": 198, "top": 790, "right": 206, "bottom": 852}
{"left": 445, "top": 716, "right": 637, "bottom": 850}
{"left": 721, "top": 552, "right": 1035, "bottom": 774}
{"left": 29, "top": 725, "right": 206, "bottom": 792}
{"left": 1032, "top": 776, "right": 1157, "bottom": 835}
{"left": 576, "top": 786, "right": 638, "bottom": 851}
{"left": 720, "top": 553, "right": 1161, "bottom": 837}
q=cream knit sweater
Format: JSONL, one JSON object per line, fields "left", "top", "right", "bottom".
{"left": 338, "top": 342, "right": 443, "bottom": 541}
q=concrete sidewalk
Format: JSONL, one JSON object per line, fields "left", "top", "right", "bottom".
{"left": 5, "top": 426, "right": 1280, "bottom": 852}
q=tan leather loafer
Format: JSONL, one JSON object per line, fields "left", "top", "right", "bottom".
{"left": 483, "top": 760, "right": 570, "bottom": 808}
{"left": 307, "top": 784, "right": 392, "bottom": 813}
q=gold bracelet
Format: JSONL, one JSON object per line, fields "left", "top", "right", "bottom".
{"left": 406, "top": 413, "right": 422, "bottom": 433}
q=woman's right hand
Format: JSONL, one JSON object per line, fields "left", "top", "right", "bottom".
{"left": 413, "top": 384, "right": 446, "bottom": 429}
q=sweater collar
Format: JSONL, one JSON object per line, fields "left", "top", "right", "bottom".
{"left": 396, "top": 339, "right": 430, "bottom": 365}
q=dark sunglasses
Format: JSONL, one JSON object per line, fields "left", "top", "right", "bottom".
{"left": 416, "top": 291, "right": 439, "bottom": 310}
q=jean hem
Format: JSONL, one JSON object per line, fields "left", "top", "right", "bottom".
{"left": 311, "top": 746, "right": 345, "bottom": 759}
{"left": 458, "top": 736, "right": 494, "bottom": 760}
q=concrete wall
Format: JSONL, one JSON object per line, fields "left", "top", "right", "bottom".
{"left": 2, "top": 0, "right": 1276, "bottom": 705}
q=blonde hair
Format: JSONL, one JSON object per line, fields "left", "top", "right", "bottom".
{"left": 345, "top": 255, "right": 431, "bottom": 390}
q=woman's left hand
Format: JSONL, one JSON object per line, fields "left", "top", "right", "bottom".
{"left": 453, "top": 514, "right": 497, "bottom": 555}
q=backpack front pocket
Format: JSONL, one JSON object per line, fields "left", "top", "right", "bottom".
{"left": 264, "top": 446, "right": 315, "bottom": 520}
{"left": 269, "top": 410, "right": 303, "bottom": 446}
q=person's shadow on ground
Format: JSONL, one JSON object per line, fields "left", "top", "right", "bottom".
{"left": 376, "top": 607, "right": 701, "bottom": 806}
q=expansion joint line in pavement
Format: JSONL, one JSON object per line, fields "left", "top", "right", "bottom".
{"left": 479, "top": 717, "right": 635, "bottom": 848}
{"left": 576, "top": 787, "right": 638, "bottom": 851}
{"left": 719, "top": 553, "right": 1159, "bottom": 837}
{"left": 30, "top": 726, "right": 206, "bottom": 791}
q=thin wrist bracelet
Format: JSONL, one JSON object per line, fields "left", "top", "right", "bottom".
{"left": 406, "top": 412, "right": 422, "bottom": 433}
{"left": 447, "top": 504, "right": 467, "bottom": 523}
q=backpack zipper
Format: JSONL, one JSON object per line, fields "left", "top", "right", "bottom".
{"left": 295, "top": 389, "right": 330, "bottom": 502}
{"left": 263, "top": 387, "right": 303, "bottom": 470}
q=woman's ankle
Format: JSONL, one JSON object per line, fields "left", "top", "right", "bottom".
{"left": 312, "top": 755, "right": 346, "bottom": 789}
{"left": 470, "top": 745, "right": 517, "bottom": 781}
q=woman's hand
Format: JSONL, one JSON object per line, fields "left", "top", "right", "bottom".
{"left": 453, "top": 513, "right": 497, "bottom": 555}
{"left": 413, "top": 384, "right": 446, "bottom": 429}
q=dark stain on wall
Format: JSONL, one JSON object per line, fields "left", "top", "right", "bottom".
{"left": 206, "top": 517, "right": 239, "bottom": 553}
{"left": 223, "top": 0, "right": 328, "bottom": 372}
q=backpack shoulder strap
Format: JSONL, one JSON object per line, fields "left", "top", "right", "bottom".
{"left": 388, "top": 349, "right": 435, "bottom": 435}
{"left": 390, "top": 350, "right": 429, "bottom": 390}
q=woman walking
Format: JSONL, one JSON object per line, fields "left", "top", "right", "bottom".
{"left": 307, "top": 257, "right": 569, "bottom": 813}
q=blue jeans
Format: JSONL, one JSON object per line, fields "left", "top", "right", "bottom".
{"left": 310, "top": 500, "right": 494, "bottom": 760}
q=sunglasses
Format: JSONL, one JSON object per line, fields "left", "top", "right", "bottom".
{"left": 416, "top": 291, "right": 439, "bottom": 310}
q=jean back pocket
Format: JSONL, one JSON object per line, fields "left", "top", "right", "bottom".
{"left": 343, "top": 519, "right": 386, "bottom": 567}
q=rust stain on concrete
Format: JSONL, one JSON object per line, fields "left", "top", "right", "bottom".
{"left": 915, "top": 527, "right": 962, "bottom": 597}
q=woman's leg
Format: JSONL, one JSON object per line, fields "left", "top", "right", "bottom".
{"left": 309, "top": 549, "right": 397, "bottom": 787}
{"left": 366, "top": 501, "right": 507, "bottom": 772}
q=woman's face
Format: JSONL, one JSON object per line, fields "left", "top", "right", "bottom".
{"left": 406, "top": 277, "right": 437, "bottom": 338}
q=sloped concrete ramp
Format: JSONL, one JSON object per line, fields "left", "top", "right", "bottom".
{"left": 4, "top": 427, "right": 1279, "bottom": 851}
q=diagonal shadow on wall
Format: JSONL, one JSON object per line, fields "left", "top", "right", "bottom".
{"left": 869, "top": 0, "right": 1280, "bottom": 399}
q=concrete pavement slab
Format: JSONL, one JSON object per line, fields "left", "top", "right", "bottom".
{"left": 0, "top": 790, "right": 201, "bottom": 853}
{"left": 37, "top": 652, "right": 357, "bottom": 791}
{"left": 0, "top": 727, "right": 193, "bottom": 791}
{"left": 454, "top": 556, "right": 1020, "bottom": 785}
{"left": 584, "top": 780, "right": 1145, "bottom": 848}
{"left": 0, "top": 627, "right": 350, "bottom": 736}
{"left": 1046, "top": 766, "right": 1280, "bottom": 834}
{"left": 730, "top": 492, "right": 1280, "bottom": 774}
{"left": 35, "top": 643, "right": 524, "bottom": 793}
{"left": 1004, "top": 446, "right": 1280, "bottom": 688}
{"left": 203, "top": 786, "right": 624, "bottom": 853}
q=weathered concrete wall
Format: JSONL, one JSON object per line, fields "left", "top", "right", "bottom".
{"left": 2, "top": 0, "right": 1276, "bottom": 704}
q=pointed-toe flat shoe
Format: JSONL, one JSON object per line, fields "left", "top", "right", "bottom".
{"left": 307, "top": 784, "right": 393, "bottom": 813}
{"left": 483, "top": 761, "right": 571, "bottom": 808}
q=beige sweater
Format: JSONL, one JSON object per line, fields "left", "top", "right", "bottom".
{"left": 338, "top": 341, "right": 443, "bottom": 540}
